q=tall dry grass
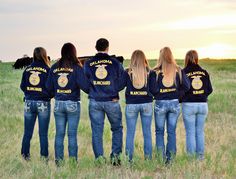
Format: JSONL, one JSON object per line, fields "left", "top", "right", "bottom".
{"left": 0, "top": 60, "right": 235, "bottom": 178}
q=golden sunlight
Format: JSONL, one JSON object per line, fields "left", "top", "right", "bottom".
{"left": 197, "top": 43, "right": 236, "bottom": 59}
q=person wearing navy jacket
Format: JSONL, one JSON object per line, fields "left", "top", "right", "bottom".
{"left": 46, "top": 43, "right": 89, "bottom": 165}
{"left": 20, "top": 47, "right": 51, "bottom": 160}
{"left": 119, "top": 50, "right": 153, "bottom": 161}
{"left": 84, "top": 38, "right": 124, "bottom": 165}
{"left": 182, "top": 50, "right": 213, "bottom": 160}
{"left": 149, "top": 47, "right": 190, "bottom": 165}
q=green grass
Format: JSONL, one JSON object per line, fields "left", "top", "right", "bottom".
{"left": 0, "top": 59, "right": 236, "bottom": 178}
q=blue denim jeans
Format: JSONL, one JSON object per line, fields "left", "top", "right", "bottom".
{"left": 89, "top": 99, "right": 123, "bottom": 159}
{"left": 21, "top": 100, "right": 50, "bottom": 158}
{"left": 154, "top": 99, "right": 180, "bottom": 161}
{"left": 182, "top": 102, "right": 208, "bottom": 159}
{"left": 54, "top": 100, "right": 80, "bottom": 161}
{"left": 125, "top": 103, "right": 153, "bottom": 160}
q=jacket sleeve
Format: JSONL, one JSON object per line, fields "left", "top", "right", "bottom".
{"left": 83, "top": 61, "right": 90, "bottom": 78}
{"left": 76, "top": 66, "right": 90, "bottom": 94}
{"left": 118, "top": 62, "right": 125, "bottom": 78}
{"left": 45, "top": 69, "right": 55, "bottom": 97}
{"left": 178, "top": 70, "right": 190, "bottom": 103}
{"left": 117, "top": 62, "right": 126, "bottom": 91}
{"left": 149, "top": 71, "right": 158, "bottom": 95}
{"left": 206, "top": 71, "right": 213, "bottom": 96}
{"left": 118, "top": 70, "right": 128, "bottom": 91}
{"left": 20, "top": 70, "right": 26, "bottom": 92}
{"left": 180, "top": 70, "right": 190, "bottom": 92}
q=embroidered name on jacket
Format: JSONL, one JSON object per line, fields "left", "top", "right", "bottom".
{"left": 90, "top": 60, "right": 112, "bottom": 66}
{"left": 57, "top": 89, "right": 72, "bottom": 94}
{"left": 160, "top": 88, "right": 176, "bottom": 93}
{"left": 27, "top": 87, "right": 42, "bottom": 92}
{"left": 53, "top": 68, "right": 73, "bottom": 73}
{"left": 26, "top": 67, "right": 47, "bottom": 73}
{"left": 186, "top": 71, "right": 206, "bottom": 77}
{"left": 187, "top": 71, "right": 205, "bottom": 95}
{"left": 130, "top": 91, "right": 148, "bottom": 95}
{"left": 193, "top": 90, "right": 204, "bottom": 94}
{"left": 93, "top": 81, "right": 111, "bottom": 85}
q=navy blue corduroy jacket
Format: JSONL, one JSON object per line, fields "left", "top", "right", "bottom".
{"left": 149, "top": 69, "right": 190, "bottom": 100}
{"left": 182, "top": 64, "right": 213, "bottom": 102}
{"left": 84, "top": 53, "right": 124, "bottom": 101}
{"left": 46, "top": 62, "right": 89, "bottom": 101}
{"left": 119, "top": 69, "right": 153, "bottom": 104}
{"left": 20, "top": 61, "right": 51, "bottom": 101}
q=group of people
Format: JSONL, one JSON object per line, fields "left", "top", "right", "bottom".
{"left": 20, "top": 38, "right": 213, "bottom": 166}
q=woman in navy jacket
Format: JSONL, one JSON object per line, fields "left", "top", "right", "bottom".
{"left": 182, "top": 50, "right": 213, "bottom": 160}
{"left": 119, "top": 50, "right": 153, "bottom": 161}
{"left": 149, "top": 47, "right": 190, "bottom": 165}
{"left": 20, "top": 47, "right": 51, "bottom": 160}
{"left": 46, "top": 43, "right": 89, "bottom": 165}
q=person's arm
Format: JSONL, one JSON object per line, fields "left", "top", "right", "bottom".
{"left": 116, "top": 62, "right": 126, "bottom": 91}
{"left": 149, "top": 71, "right": 158, "bottom": 95}
{"left": 118, "top": 70, "right": 128, "bottom": 91}
{"left": 20, "top": 70, "right": 26, "bottom": 92}
{"left": 45, "top": 69, "right": 55, "bottom": 98}
{"left": 181, "top": 70, "right": 190, "bottom": 92}
{"left": 206, "top": 71, "right": 213, "bottom": 95}
{"left": 83, "top": 61, "right": 90, "bottom": 79}
{"left": 76, "top": 66, "right": 90, "bottom": 94}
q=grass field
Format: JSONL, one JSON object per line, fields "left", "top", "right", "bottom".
{"left": 0, "top": 59, "right": 236, "bottom": 178}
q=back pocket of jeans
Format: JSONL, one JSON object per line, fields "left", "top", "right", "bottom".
{"left": 66, "top": 102, "right": 77, "bottom": 112}
{"left": 126, "top": 105, "right": 136, "bottom": 113}
{"left": 37, "top": 102, "right": 49, "bottom": 112}
{"left": 24, "top": 101, "right": 31, "bottom": 112}
{"left": 126, "top": 105, "right": 136, "bottom": 117}
{"left": 142, "top": 103, "right": 153, "bottom": 116}
{"left": 54, "top": 102, "right": 59, "bottom": 112}
{"left": 172, "top": 104, "right": 180, "bottom": 114}
{"left": 154, "top": 104, "right": 165, "bottom": 114}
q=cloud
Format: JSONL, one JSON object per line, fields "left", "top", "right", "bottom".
{"left": 1, "top": 0, "right": 236, "bottom": 61}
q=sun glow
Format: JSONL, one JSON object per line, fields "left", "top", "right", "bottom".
{"left": 165, "top": 13, "right": 236, "bottom": 30}
{"left": 144, "top": 43, "right": 236, "bottom": 60}
{"left": 197, "top": 43, "right": 236, "bottom": 59}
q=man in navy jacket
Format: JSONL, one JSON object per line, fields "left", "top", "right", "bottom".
{"left": 84, "top": 38, "right": 124, "bottom": 165}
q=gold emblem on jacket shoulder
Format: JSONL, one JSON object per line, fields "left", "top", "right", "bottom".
{"left": 95, "top": 65, "right": 108, "bottom": 79}
{"left": 29, "top": 71, "right": 41, "bottom": 86}
{"left": 191, "top": 75, "right": 203, "bottom": 90}
{"left": 58, "top": 73, "right": 69, "bottom": 88}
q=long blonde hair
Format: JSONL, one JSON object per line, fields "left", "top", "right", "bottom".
{"left": 129, "top": 50, "right": 150, "bottom": 89}
{"left": 153, "top": 47, "right": 181, "bottom": 85}
{"left": 33, "top": 47, "right": 50, "bottom": 67}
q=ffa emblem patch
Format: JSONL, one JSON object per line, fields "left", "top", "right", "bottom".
{"left": 162, "top": 78, "right": 173, "bottom": 88}
{"left": 58, "top": 73, "right": 69, "bottom": 87}
{"left": 29, "top": 71, "right": 41, "bottom": 86}
{"left": 191, "top": 76, "right": 203, "bottom": 90}
{"left": 95, "top": 65, "right": 108, "bottom": 79}
{"left": 133, "top": 82, "right": 144, "bottom": 89}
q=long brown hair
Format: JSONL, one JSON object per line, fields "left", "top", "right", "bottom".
{"left": 33, "top": 47, "right": 50, "bottom": 67}
{"left": 153, "top": 47, "right": 181, "bottom": 85}
{"left": 58, "top": 43, "right": 81, "bottom": 68}
{"left": 128, "top": 50, "right": 150, "bottom": 89}
{"left": 185, "top": 50, "right": 198, "bottom": 67}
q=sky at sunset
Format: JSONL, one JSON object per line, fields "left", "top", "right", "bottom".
{"left": 1, "top": 0, "right": 236, "bottom": 61}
